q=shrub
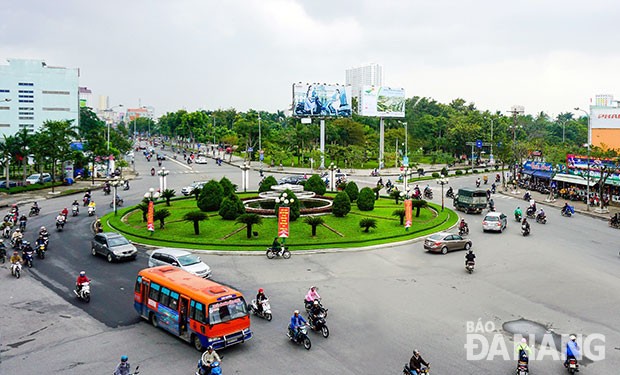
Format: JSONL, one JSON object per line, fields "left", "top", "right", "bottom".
{"left": 275, "top": 189, "right": 300, "bottom": 221}
{"left": 390, "top": 189, "right": 402, "bottom": 204}
{"left": 455, "top": 170, "right": 463, "bottom": 176}
{"left": 441, "top": 167, "right": 448, "bottom": 176}
{"left": 484, "top": 168, "right": 490, "bottom": 172}
{"left": 304, "top": 216, "right": 325, "bottom": 236}
{"left": 259, "top": 176, "right": 278, "bottom": 193}
{"left": 344, "top": 181, "right": 359, "bottom": 201}
{"left": 359, "top": 218, "right": 378, "bottom": 232}
{"left": 356, "top": 187, "right": 375, "bottom": 211}
{"left": 332, "top": 191, "right": 351, "bottom": 217}
{"left": 304, "top": 174, "right": 326, "bottom": 195}
{"left": 219, "top": 177, "right": 237, "bottom": 197}
{"left": 494, "top": 165, "right": 500, "bottom": 171}
{"left": 431, "top": 172, "right": 440, "bottom": 178}
{"left": 218, "top": 195, "right": 245, "bottom": 220}
{"left": 197, "top": 180, "right": 224, "bottom": 212}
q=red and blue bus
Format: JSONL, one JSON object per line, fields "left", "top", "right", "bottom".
{"left": 134, "top": 266, "right": 252, "bottom": 351}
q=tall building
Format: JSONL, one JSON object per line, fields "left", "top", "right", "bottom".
{"left": 345, "top": 63, "right": 383, "bottom": 99}
{"left": 0, "top": 58, "right": 79, "bottom": 136}
{"left": 589, "top": 94, "right": 620, "bottom": 149}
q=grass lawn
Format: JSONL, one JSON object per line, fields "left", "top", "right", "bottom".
{"left": 103, "top": 194, "right": 458, "bottom": 251}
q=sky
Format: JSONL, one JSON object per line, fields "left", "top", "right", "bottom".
{"left": 2, "top": 0, "right": 620, "bottom": 119}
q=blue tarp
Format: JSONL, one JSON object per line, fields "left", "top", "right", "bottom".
{"left": 532, "top": 170, "right": 554, "bottom": 179}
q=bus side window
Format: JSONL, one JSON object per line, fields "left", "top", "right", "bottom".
{"left": 195, "top": 302, "right": 206, "bottom": 324}
{"left": 134, "top": 276, "right": 142, "bottom": 293}
{"left": 169, "top": 292, "right": 179, "bottom": 311}
{"left": 149, "top": 282, "right": 161, "bottom": 302}
{"left": 160, "top": 287, "right": 170, "bottom": 307}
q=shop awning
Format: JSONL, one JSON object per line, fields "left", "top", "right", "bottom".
{"left": 552, "top": 173, "right": 596, "bottom": 186}
{"left": 522, "top": 169, "right": 535, "bottom": 175}
{"left": 532, "top": 170, "right": 554, "bottom": 179}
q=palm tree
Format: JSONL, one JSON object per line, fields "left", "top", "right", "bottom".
{"left": 392, "top": 209, "right": 406, "bottom": 225}
{"left": 190, "top": 187, "right": 201, "bottom": 200}
{"left": 390, "top": 189, "right": 401, "bottom": 204}
{"left": 153, "top": 208, "right": 171, "bottom": 229}
{"left": 303, "top": 216, "right": 325, "bottom": 237}
{"left": 137, "top": 199, "right": 150, "bottom": 222}
{"left": 411, "top": 199, "right": 428, "bottom": 217}
{"left": 160, "top": 189, "right": 176, "bottom": 206}
{"left": 183, "top": 211, "right": 208, "bottom": 235}
{"left": 235, "top": 213, "right": 263, "bottom": 239}
{"left": 359, "top": 218, "right": 378, "bottom": 233}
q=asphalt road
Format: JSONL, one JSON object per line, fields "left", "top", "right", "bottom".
{"left": 2, "top": 149, "right": 619, "bottom": 374}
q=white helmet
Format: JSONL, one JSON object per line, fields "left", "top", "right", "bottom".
{"left": 569, "top": 334, "right": 576, "bottom": 341}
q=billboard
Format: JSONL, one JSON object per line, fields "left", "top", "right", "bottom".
{"left": 292, "top": 83, "right": 352, "bottom": 117}
{"left": 590, "top": 107, "right": 620, "bottom": 129}
{"left": 359, "top": 86, "right": 406, "bottom": 117}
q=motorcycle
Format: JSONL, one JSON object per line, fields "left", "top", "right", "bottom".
{"left": 72, "top": 205, "right": 79, "bottom": 216}
{"left": 56, "top": 218, "right": 66, "bottom": 231}
{"left": 74, "top": 282, "right": 91, "bottom": 303}
{"left": 304, "top": 299, "right": 328, "bottom": 317}
{"left": 123, "top": 182, "right": 130, "bottom": 191}
{"left": 88, "top": 206, "right": 96, "bottom": 216}
{"left": 458, "top": 226, "right": 469, "bottom": 236}
{"left": 308, "top": 312, "right": 329, "bottom": 338}
{"left": 466, "top": 260, "right": 475, "bottom": 274}
{"left": 195, "top": 360, "right": 221, "bottom": 375}
{"left": 516, "top": 359, "right": 529, "bottom": 375}
{"left": 424, "top": 190, "right": 433, "bottom": 200}
{"left": 29, "top": 206, "right": 40, "bottom": 217}
{"left": 0, "top": 244, "right": 6, "bottom": 264}
{"left": 523, "top": 193, "right": 531, "bottom": 201}
{"left": 109, "top": 197, "right": 124, "bottom": 208}
{"left": 83, "top": 196, "right": 90, "bottom": 207}
{"left": 23, "top": 248, "right": 34, "bottom": 268}
{"left": 403, "top": 364, "right": 430, "bottom": 374}
{"left": 521, "top": 224, "right": 530, "bottom": 237}
{"left": 2, "top": 225, "right": 10, "bottom": 238}
{"left": 19, "top": 219, "right": 27, "bottom": 231}
{"left": 266, "top": 246, "right": 291, "bottom": 259}
{"left": 103, "top": 185, "right": 111, "bottom": 195}
{"left": 515, "top": 212, "right": 522, "bottom": 222}
{"left": 561, "top": 205, "right": 574, "bottom": 217}
{"left": 566, "top": 358, "right": 579, "bottom": 374}
{"left": 536, "top": 214, "right": 547, "bottom": 224}
{"left": 526, "top": 208, "right": 536, "bottom": 219}
{"left": 249, "top": 298, "right": 272, "bottom": 321}
{"left": 36, "top": 243, "right": 46, "bottom": 259}
{"left": 11, "top": 262, "right": 22, "bottom": 278}
{"left": 446, "top": 188, "right": 454, "bottom": 199}
{"left": 287, "top": 325, "right": 311, "bottom": 350}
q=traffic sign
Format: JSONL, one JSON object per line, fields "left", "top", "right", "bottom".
{"left": 476, "top": 140, "right": 483, "bottom": 148}
{"left": 248, "top": 147, "right": 254, "bottom": 152}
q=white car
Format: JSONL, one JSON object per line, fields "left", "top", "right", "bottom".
{"left": 195, "top": 155, "right": 208, "bottom": 164}
{"left": 181, "top": 181, "right": 207, "bottom": 196}
{"left": 482, "top": 212, "right": 508, "bottom": 232}
{"left": 25, "top": 173, "right": 52, "bottom": 185}
{"left": 148, "top": 248, "right": 211, "bottom": 278}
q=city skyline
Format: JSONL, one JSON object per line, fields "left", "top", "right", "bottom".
{"left": 3, "top": 0, "right": 620, "bottom": 118}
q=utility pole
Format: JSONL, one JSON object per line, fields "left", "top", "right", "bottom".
{"left": 507, "top": 105, "right": 524, "bottom": 194}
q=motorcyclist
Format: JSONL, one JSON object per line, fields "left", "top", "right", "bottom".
{"left": 31, "top": 201, "right": 40, "bottom": 215}
{"left": 11, "top": 228, "right": 23, "bottom": 246}
{"left": 35, "top": 234, "right": 47, "bottom": 249}
{"left": 199, "top": 346, "right": 221, "bottom": 375}
{"left": 465, "top": 249, "right": 476, "bottom": 266}
{"left": 83, "top": 191, "right": 91, "bottom": 206}
{"left": 56, "top": 212, "right": 66, "bottom": 225}
{"left": 256, "top": 288, "right": 267, "bottom": 314}
{"left": 483, "top": 175, "right": 488, "bottom": 184}
{"left": 486, "top": 189, "right": 491, "bottom": 199}
{"left": 537, "top": 208, "right": 546, "bottom": 221}
{"left": 10, "top": 250, "right": 23, "bottom": 265}
{"left": 113, "top": 355, "right": 131, "bottom": 375}
{"left": 514, "top": 207, "right": 522, "bottom": 220}
{"left": 386, "top": 179, "right": 393, "bottom": 189}
{"left": 304, "top": 286, "right": 321, "bottom": 308}
{"left": 39, "top": 226, "right": 49, "bottom": 238}
{"left": 516, "top": 338, "right": 531, "bottom": 365}
{"left": 95, "top": 218, "right": 103, "bottom": 233}
{"left": 459, "top": 218, "right": 469, "bottom": 233}
{"left": 289, "top": 310, "right": 307, "bottom": 340}
{"left": 271, "top": 237, "right": 282, "bottom": 254}
{"left": 76, "top": 271, "right": 90, "bottom": 293}
{"left": 446, "top": 186, "right": 453, "bottom": 197}
{"left": 562, "top": 202, "right": 570, "bottom": 215}
{"left": 309, "top": 300, "right": 323, "bottom": 321}
{"left": 21, "top": 240, "right": 33, "bottom": 257}
{"left": 408, "top": 349, "right": 430, "bottom": 374}
{"left": 564, "top": 334, "right": 580, "bottom": 369}
{"left": 476, "top": 177, "right": 481, "bottom": 187}
{"left": 61, "top": 207, "right": 69, "bottom": 218}
{"left": 104, "top": 181, "right": 111, "bottom": 194}
{"left": 151, "top": 167, "right": 156, "bottom": 175}
{"left": 488, "top": 198, "right": 495, "bottom": 211}
{"left": 524, "top": 191, "right": 531, "bottom": 201}
{"left": 491, "top": 182, "right": 497, "bottom": 193}
{"left": 72, "top": 200, "right": 80, "bottom": 210}
{"left": 88, "top": 200, "right": 97, "bottom": 213}
{"left": 377, "top": 177, "right": 384, "bottom": 187}
{"left": 522, "top": 218, "right": 530, "bottom": 233}
{"left": 18, "top": 214, "right": 27, "bottom": 230}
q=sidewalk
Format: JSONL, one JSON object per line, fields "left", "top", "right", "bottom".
{"left": 0, "top": 169, "right": 138, "bottom": 209}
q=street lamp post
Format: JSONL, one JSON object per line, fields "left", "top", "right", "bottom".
{"left": 258, "top": 114, "right": 262, "bottom": 171}
{"left": 158, "top": 167, "right": 169, "bottom": 192}
{"left": 575, "top": 107, "right": 591, "bottom": 211}
{"left": 240, "top": 162, "right": 250, "bottom": 192}
{"left": 403, "top": 166, "right": 410, "bottom": 193}
{"left": 436, "top": 178, "right": 448, "bottom": 211}
{"left": 111, "top": 177, "right": 123, "bottom": 215}
{"left": 508, "top": 106, "right": 524, "bottom": 194}
{"left": 329, "top": 162, "right": 336, "bottom": 192}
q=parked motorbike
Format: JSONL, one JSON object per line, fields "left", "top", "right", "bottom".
{"left": 11, "top": 262, "right": 22, "bottom": 278}
{"left": 88, "top": 206, "right": 96, "bottom": 216}
{"left": 29, "top": 206, "right": 40, "bottom": 217}
{"left": 74, "top": 282, "right": 91, "bottom": 303}
{"left": 466, "top": 260, "right": 475, "bottom": 274}
{"left": 249, "top": 298, "right": 272, "bottom": 321}
{"left": 308, "top": 311, "right": 329, "bottom": 338}
{"left": 287, "top": 325, "right": 311, "bottom": 350}
{"left": 521, "top": 224, "right": 530, "bottom": 237}
{"left": 458, "top": 226, "right": 469, "bottom": 236}
{"left": 266, "top": 246, "right": 291, "bottom": 259}
{"left": 535, "top": 214, "right": 547, "bottom": 224}
{"left": 403, "top": 364, "right": 430, "bottom": 374}
{"left": 566, "top": 358, "right": 579, "bottom": 374}
{"left": 72, "top": 205, "right": 79, "bottom": 216}
{"left": 36, "top": 243, "right": 46, "bottom": 259}
{"left": 56, "top": 218, "right": 66, "bottom": 231}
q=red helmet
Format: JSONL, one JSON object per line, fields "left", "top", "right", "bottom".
{"left": 258, "top": 288, "right": 264, "bottom": 293}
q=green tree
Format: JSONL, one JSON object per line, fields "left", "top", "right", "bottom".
{"left": 197, "top": 180, "right": 224, "bottom": 212}
{"left": 390, "top": 189, "right": 402, "bottom": 204}
{"left": 303, "top": 216, "right": 324, "bottom": 236}
{"left": 359, "top": 218, "right": 378, "bottom": 232}
{"left": 183, "top": 211, "right": 208, "bottom": 235}
{"left": 219, "top": 176, "right": 236, "bottom": 197}
{"left": 160, "top": 189, "right": 176, "bottom": 206}
{"left": 392, "top": 209, "right": 406, "bottom": 225}
{"left": 218, "top": 194, "right": 245, "bottom": 220}
{"left": 38, "top": 120, "right": 78, "bottom": 192}
{"left": 344, "top": 181, "right": 360, "bottom": 201}
{"left": 236, "top": 213, "right": 263, "bottom": 239}
{"left": 153, "top": 208, "right": 171, "bottom": 229}
{"left": 332, "top": 191, "right": 351, "bottom": 217}
{"left": 304, "top": 174, "right": 327, "bottom": 195}
{"left": 259, "top": 175, "right": 278, "bottom": 193}
{"left": 411, "top": 199, "right": 428, "bottom": 217}
{"left": 356, "top": 187, "right": 375, "bottom": 211}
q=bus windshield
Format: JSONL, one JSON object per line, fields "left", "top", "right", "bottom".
{"left": 209, "top": 297, "right": 248, "bottom": 324}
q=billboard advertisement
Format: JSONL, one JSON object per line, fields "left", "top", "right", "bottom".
{"left": 590, "top": 107, "right": 620, "bottom": 129}
{"left": 359, "top": 86, "right": 406, "bottom": 117}
{"left": 292, "top": 83, "right": 352, "bottom": 117}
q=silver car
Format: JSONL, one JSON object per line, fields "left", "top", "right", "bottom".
{"left": 482, "top": 212, "right": 508, "bottom": 232}
{"left": 148, "top": 248, "right": 211, "bottom": 278}
{"left": 91, "top": 232, "right": 138, "bottom": 263}
{"left": 181, "top": 181, "right": 207, "bottom": 196}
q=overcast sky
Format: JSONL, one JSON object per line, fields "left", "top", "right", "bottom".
{"left": 3, "top": 0, "right": 620, "bottom": 118}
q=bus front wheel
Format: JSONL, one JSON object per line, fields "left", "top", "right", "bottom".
{"left": 193, "top": 334, "right": 204, "bottom": 351}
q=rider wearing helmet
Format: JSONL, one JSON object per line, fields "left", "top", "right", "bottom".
{"left": 465, "top": 249, "right": 476, "bottom": 266}
{"left": 408, "top": 349, "right": 430, "bottom": 374}
{"left": 200, "top": 346, "right": 221, "bottom": 374}
{"left": 289, "top": 310, "right": 307, "bottom": 340}
{"left": 61, "top": 207, "right": 69, "bottom": 218}
{"left": 76, "top": 271, "right": 90, "bottom": 293}
{"left": 113, "top": 355, "right": 131, "bottom": 375}
{"left": 304, "top": 286, "right": 321, "bottom": 309}
{"left": 564, "top": 334, "right": 580, "bottom": 368}
{"left": 459, "top": 218, "right": 468, "bottom": 231}
{"left": 256, "top": 288, "right": 267, "bottom": 313}
{"left": 309, "top": 300, "right": 323, "bottom": 320}
{"left": 10, "top": 250, "right": 23, "bottom": 265}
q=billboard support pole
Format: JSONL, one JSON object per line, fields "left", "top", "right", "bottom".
{"left": 320, "top": 118, "right": 325, "bottom": 169}
{"left": 379, "top": 118, "right": 385, "bottom": 170}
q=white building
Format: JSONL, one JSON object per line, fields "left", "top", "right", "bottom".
{"left": 0, "top": 58, "right": 79, "bottom": 136}
{"left": 345, "top": 63, "right": 383, "bottom": 99}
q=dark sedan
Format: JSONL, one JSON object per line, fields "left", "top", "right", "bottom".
{"left": 0, "top": 180, "right": 18, "bottom": 189}
{"left": 278, "top": 175, "right": 308, "bottom": 185}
